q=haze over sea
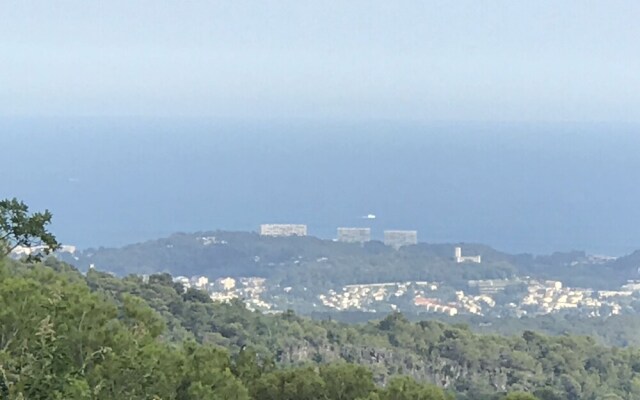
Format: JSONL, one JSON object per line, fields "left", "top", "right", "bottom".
{"left": 2, "top": 117, "right": 639, "bottom": 256}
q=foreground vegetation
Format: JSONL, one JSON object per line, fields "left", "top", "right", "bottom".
{"left": 1, "top": 258, "right": 461, "bottom": 400}
{"left": 2, "top": 257, "right": 640, "bottom": 399}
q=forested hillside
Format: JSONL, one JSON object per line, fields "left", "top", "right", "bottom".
{"left": 311, "top": 311, "right": 640, "bottom": 348}
{"left": 0, "top": 258, "right": 458, "bottom": 400}
{"left": 84, "top": 264, "right": 640, "bottom": 400}
{"left": 65, "top": 232, "right": 517, "bottom": 288}
{"left": 2, "top": 256, "right": 639, "bottom": 399}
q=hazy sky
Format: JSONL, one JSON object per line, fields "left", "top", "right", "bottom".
{"left": 1, "top": 1, "right": 638, "bottom": 122}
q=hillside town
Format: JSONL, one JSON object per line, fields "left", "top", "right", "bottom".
{"left": 173, "top": 273, "right": 640, "bottom": 318}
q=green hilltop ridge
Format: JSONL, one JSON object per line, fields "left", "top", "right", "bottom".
{"left": 61, "top": 230, "right": 637, "bottom": 290}
{"left": 66, "top": 231, "right": 516, "bottom": 285}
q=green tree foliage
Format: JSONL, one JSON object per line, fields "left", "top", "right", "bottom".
{"left": 0, "top": 198, "right": 59, "bottom": 261}
{"left": 0, "top": 258, "right": 455, "bottom": 400}
{"left": 252, "top": 367, "right": 326, "bottom": 400}
{"left": 503, "top": 392, "right": 539, "bottom": 400}
{"left": 177, "top": 341, "right": 249, "bottom": 400}
{"left": 379, "top": 376, "right": 454, "bottom": 400}
{"left": 319, "top": 363, "right": 376, "bottom": 400}
{"left": 0, "top": 257, "right": 251, "bottom": 399}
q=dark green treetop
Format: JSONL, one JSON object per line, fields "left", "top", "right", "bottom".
{"left": 0, "top": 198, "right": 59, "bottom": 262}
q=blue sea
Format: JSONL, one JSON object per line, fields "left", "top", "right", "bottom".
{"left": 2, "top": 117, "right": 639, "bottom": 255}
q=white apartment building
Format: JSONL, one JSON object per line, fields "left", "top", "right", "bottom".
{"left": 259, "top": 224, "right": 308, "bottom": 237}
